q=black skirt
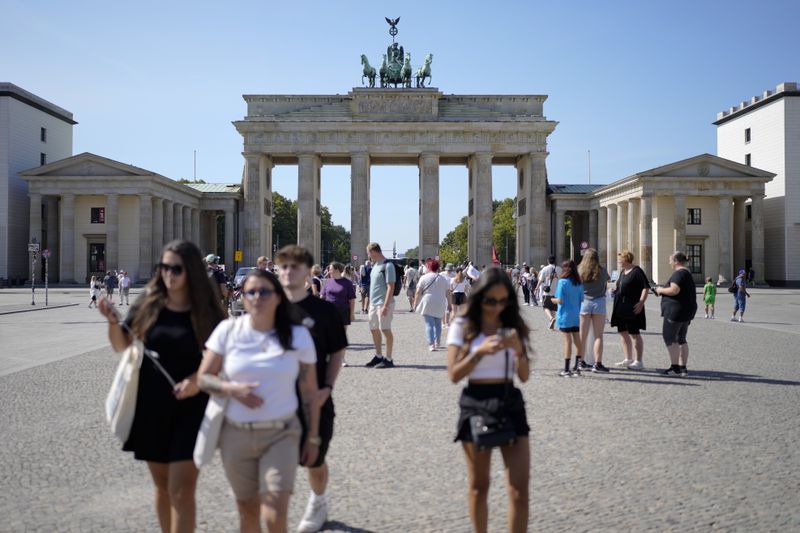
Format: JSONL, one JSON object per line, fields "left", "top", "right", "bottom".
{"left": 455, "top": 383, "right": 529, "bottom": 442}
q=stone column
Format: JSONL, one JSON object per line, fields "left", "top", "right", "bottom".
{"left": 261, "top": 155, "right": 274, "bottom": 259}
{"left": 468, "top": 153, "right": 493, "bottom": 267}
{"left": 60, "top": 194, "right": 75, "bottom": 283}
{"left": 673, "top": 195, "right": 686, "bottom": 253}
{"left": 46, "top": 196, "right": 60, "bottom": 282}
{"left": 106, "top": 194, "right": 119, "bottom": 271}
{"left": 173, "top": 202, "right": 183, "bottom": 241}
{"left": 733, "top": 197, "right": 747, "bottom": 272}
{"left": 163, "top": 200, "right": 174, "bottom": 244}
{"left": 419, "top": 153, "right": 440, "bottom": 261}
{"left": 530, "top": 152, "right": 549, "bottom": 267}
{"left": 350, "top": 153, "right": 371, "bottom": 263}
{"left": 297, "top": 154, "right": 321, "bottom": 261}
{"left": 182, "top": 206, "right": 191, "bottom": 241}
{"left": 514, "top": 157, "right": 529, "bottom": 265}
{"left": 628, "top": 198, "right": 639, "bottom": 262}
{"left": 597, "top": 207, "right": 607, "bottom": 269}
{"left": 29, "top": 193, "right": 42, "bottom": 281}
{"left": 589, "top": 209, "right": 598, "bottom": 251}
{"left": 606, "top": 204, "right": 617, "bottom": 270}
{"left": 138, "top": 194, "right": 153, "bottom": 282}
{"left": 751, "top": 194, "right": 765, "bottom": 285}
{"left": 718, "top": 196, "right": 733, "bottom": 283}
{"left": 152, "top": 198, "right": 164, "bottom": 267}
{"left": 554, "top": 204, "right": 566, "bottom": 261}
{"left": 242, "top": 154, "right": 261, "bottom": 265}
{"left": 640, "top": 196, "right": 653, "bottom": 280}
{"left": 225, "top": 207, "right": 235, "bottom": 268}
{"left": 191, "top": 208, "right": 200, "bottom": 246}
{"left": 616, "top": 201, "right": 628, "bottom": 253}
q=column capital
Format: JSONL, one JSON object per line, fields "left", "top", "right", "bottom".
{"left": 529, "top": 151, "right": 549, "bottom": 160}
{"left": 471, "top": 152, "right": 493, "bottom": 163}
{"left": 419, "top": 152, "right": 440, "bottom": 160}
{"left": 242, "top": 152, "right": 261, "bottom": 163}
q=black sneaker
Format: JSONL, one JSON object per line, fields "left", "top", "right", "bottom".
{"left": 678, "top": 367, "right": 688, "bottom": 377}
{"left": 365, "top": 355, "right": 384, "bottom": 368}
{"left": 661, "top": 367, "right": 680, "bottom": 376}
{"left": 577, "top": 360, "right": 591, "bottom": 370}
{"left": 374, "top": 358, "right": 395, "bottom": 369}
{"left": 571, "top": 367, "right": 582, "bottom": 376}
{"left": 592, "top": 362, "right": 610, "bottom": 373}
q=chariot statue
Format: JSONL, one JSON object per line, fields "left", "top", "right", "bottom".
{"left": 359, "top": 17, "right": 433, "bottom": 90}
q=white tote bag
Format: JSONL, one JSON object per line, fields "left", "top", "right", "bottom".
{"left": 105, "top": 339, "right": 144, "bottom": 442}
{"left": 193, "top": 393, "right": 229, "bottom": 468}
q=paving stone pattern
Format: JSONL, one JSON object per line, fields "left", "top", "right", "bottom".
{"left": 1, "top": 294, "right": 799, "bottom": 531}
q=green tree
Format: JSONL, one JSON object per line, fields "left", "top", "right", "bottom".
{"left": 439, "top": 216, "right": 468, "bottom": 266}
{"left": 271, "top": 192, "right": 297, "bottom": 250}
{"left": 404, "top": 246, "right": 419, "bottom": 261}
{"left": 271, "top": 192, "right": 351, "bottom": 265}
{"left": 492, "top": 198, "right": 516, "bottom": 265}
{"left": 320, "top": 205, "right": 351, "bottom": 265}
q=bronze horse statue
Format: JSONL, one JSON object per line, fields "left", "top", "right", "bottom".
{"left": 361, "top": 54, "right": 377, "bottom": 88}
{"left": 415, "top": 53, "right": 433, "bottom": 88}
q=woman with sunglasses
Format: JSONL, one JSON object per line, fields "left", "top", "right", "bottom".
{"left": 446, "top": 267, "right": 531, "bottom": 533}
{"left": 98, "top": 240, "right": 226, "bottom": 533}
{"left": 197, "top": 269, "right": 321, "bottom": 533}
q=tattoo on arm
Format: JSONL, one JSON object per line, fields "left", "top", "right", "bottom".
{"left": 198, "top": 374, "right": 226, "bottom": 395}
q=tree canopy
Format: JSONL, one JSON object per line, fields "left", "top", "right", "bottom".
{"left": 271, "top": 192, "right": 351, "bottom": 265}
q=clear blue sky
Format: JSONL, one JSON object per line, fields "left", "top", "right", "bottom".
{"left": 2, "top": 0, "right": 796, "bottom": 254}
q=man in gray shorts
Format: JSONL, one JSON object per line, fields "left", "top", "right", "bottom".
{"left": 365, "top": 243, "right": 396, "bottom": 369}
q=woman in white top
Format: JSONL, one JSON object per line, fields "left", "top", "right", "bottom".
{"left": 198, "top": 269, "right": 321, "bottom": 533}
{"left": 88, "top": 275, "right": 99, "bottom": 308}
{"left": 450, "top": 267, "right": 470, "bottom": 317}
{"left": 414, "top": 259, "right": 451, "bottom": 351}
{"left": 446, "top": 267, "right": 531, "bottom": 533}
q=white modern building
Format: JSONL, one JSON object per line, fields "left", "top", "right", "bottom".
{"left": 716, "top": 82, "right": 800, "bottom": 286}
{"left": 0, "top": 83, "right": 75, "bottom": 284}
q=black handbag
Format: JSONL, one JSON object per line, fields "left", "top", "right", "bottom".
{"left": 469, "top": 351, "right": 517, "bottom": 451}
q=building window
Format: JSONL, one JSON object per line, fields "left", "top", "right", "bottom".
{"left": 90, "top": 207, "right": 106, "bottom": 224}
{"left": 517, "top": 198, "right": 526, "bottom": 217}
{"left": 686, "top": 244, "right": 702, "bottom": 274}
{"left": 41, "top": 127, "right": 47, "bottom": 142}
{"left": 744, "top": 128, "right": 751, "bottom": 143}
{"left": 745, "top": 153, "right": 751, "bottom": 166}
{"left": 746, "top": 204, "right": 752, "bottom": 220}
{"left": 687, "top": 208, "right": 702, "bottom": 225}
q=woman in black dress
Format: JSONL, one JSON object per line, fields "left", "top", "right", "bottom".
{"left": 610, "top": 250, "right": 650, "bottom": 370}
{"left": 99, "top": 240, "right": 225, "bottom": 533}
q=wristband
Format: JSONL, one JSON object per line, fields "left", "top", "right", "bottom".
{"left": 307, "top": 436, "right": 322, "bottom": 446}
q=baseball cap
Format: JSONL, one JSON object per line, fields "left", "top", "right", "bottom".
{"left": 205, "top": 254, "right": 219, "bottom": 264}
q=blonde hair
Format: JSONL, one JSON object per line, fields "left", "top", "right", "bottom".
{"left": 617, "top": 250, "right": 634, "bottom": 264}
{"left": 366, "top": 242, "right": 382, "bottom": 252}
{"left": 578, "top": 248, "right": 601, "bottom": 282}
{"left": 311, "top": 264, "right": 322, "bottom": 277}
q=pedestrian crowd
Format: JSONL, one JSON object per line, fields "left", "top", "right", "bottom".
{"left": 98, "top": 237, "right": 752, "bottom": 533}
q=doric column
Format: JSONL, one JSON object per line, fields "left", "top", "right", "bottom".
{"left": 191, "top": 208, "right": 200, "bottom": 245}
{"left": 515, "top": 157, "right": 529, "bottom": 265}
{"left": 718, "top": 196, "right": 733, "bottom": 283}
{"left": 163, "top": 200, "right": 174, "bottom": 244}
{"left": 182, "top": 206, "right": 191, "bottom": 241}
{"left": 60, "top": 194, "right": 75, "bottom": 283}
{"left": 138, "top": 194, "right": 153, "bottom": 282}
{"left": 152, "top": 198, "right": 164, "bottom": 266}
{"left": 419, "top": 153, "right": 440, "bottom": 261}
{"left": 751, "top": 194, "right": 765, "bottom": 285}
{"left": 297, "top": 154, "right": 321, "bottom": 261}
{"left": 106, "top": 194, "right": 119, "bottom": 271}
{"left": 350, "top": 153, "right": 371, "bottom": 263}
{"left": 639, "top": 195, "right": 653, "bottom": 280}
{"left": 606, "top": 203, "right": 617, "bottom": 270}
{"left": 616, "top": 201, "right": 628, "bottom": 253}
{"left": 29, "top": 192, "right": 42, "bottom": 281}
{"left": 45, "top": 196, "right": 60, "bottom": 282}
{"left": 224, "top": 207, "right": 235, "bottom": 268}
{"left": 597, "top": 207, "right": 607, "bottom": 269}
{"left": 173, "top": 202, "right": 183, "bottom": 242}
{"left": 589, "top": 209, "right": 598, "bottom": 251}
{"left": 468, "top": 153, "right": 493, "bottom": 267}
{"left": 530, "top": 152, "right": 549, "bottom": 267}
{"left": 554, "top": 204, "right": 566, "bottom": 261}
{"left": 673, "top": 195, "right": 686, "bottom": 253}
{"left": 627, "top": 198, "right": 639, "bottom": 262}
{"left": 242, "top": 153, "right": 261, "bottom": 265}
{"left": 733, "top": 197, "right": 747, "bottom": 272}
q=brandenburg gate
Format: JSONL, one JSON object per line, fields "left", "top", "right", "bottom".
{"left": 234, "top": 88, "right": 557, "bottom": 267}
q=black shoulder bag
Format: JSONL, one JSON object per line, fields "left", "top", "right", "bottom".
{"left": 469, "top": 351, "right": 517, "bottom": 451}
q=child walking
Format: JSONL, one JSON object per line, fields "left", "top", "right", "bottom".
{"left": 551, "top": 260, "right": 585, "bottom": 376}
{"left": 88, "top": 276, "right": 99, "bottom": 308}
{"left": 703, "top": 276, "right": 716, "bottom": 318}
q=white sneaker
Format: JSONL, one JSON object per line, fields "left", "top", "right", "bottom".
{"left": 738, "top": 316, "right": 743, "bottom": 323}
{"left": 730, "top": 316, "right": 737, "bottom": 322}
{"left": 297, "top": 494, "right": 327, "bottom": 532}
{"left": 704, "top": 314, "right": 708, "bottom": 319}
{"left": 628, "top": 360, "right": 644, "bottom": 370}
{"left": 615, "top": 359, "right": 633, "bottom": 367}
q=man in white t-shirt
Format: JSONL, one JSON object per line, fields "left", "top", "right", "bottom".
{"left": 466, "top": 262, "right": 481, "bottom": 282}
{"left": 118, "top": 271, "right": 131, "bottom": 305}
{"left": 403, "top": 263, "right": 419, "bottom": 312}
{"left": 535, "top": 255, "right": 562, "bottom": 329}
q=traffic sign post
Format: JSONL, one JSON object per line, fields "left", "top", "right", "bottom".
{"left": 580, "top": 241, "right": 589, "bottom": 250}
{"left": 42, "top": 249, "right": 51, "bottom": 306}
{"left": 352, "top": 254, "right": 358, "bottom": 263}
{"left": 29, "top": 242, "right": 39, "bottom": 306}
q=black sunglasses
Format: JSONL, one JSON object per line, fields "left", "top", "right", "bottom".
{"left": 157, "top": 263, "right": 184, "bottom": 275}
{"left": 243, "top": 288, "right": 276, "bottom": 300}
{"left": 482, "top": 297, "right": 509, "bottom": 307}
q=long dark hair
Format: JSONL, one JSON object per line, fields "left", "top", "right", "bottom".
{"left": 561, "top": 260, "right": 581, "bottom": 285}
{"left": 130, "top": 240, "right": 226, "bottom": 350}
{"left": 460, "top": 267, "right": 530, "bottom": 358}
{"left": 242, "top": 268, "right": 299, "bottom": 350}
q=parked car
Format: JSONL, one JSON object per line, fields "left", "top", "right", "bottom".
{"left": 233, "top": 267, "right": 257, "bottom": 288}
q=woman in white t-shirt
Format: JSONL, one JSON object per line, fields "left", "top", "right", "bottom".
{"left": 198, "top": 269, "right": 321, "bottom": 533}
{"left": 413, "top": 259, "right": 451, "bottom": 351}
{"left": 450, "top": 267, "right": 470, "bottom": 317}
{"left": 446, "top": 267, "right": 531, "bottom": 533}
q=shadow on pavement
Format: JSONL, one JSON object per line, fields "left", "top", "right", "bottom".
{"left": 323, "top": 521, "right": 378, "bottom": 533}
{"left": 683, "top": 370, "right": 800, "bottom": 386}
{"left": 394, "top": 364, "right": 447, "bottom": 370}
{"left": 602, "top": 376, "right": 700, "bottom": 387}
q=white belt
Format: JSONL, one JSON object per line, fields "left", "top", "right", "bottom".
{"left": 226, "top": 415, "right": 294, "bottom": 431}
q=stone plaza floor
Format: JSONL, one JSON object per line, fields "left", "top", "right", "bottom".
{"left": 1, "top": 287, "right": 799, "bottom": 531}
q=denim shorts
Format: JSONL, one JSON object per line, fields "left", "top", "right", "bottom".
{"left": 580, "top": 297, "right": 606, "bottom": 315}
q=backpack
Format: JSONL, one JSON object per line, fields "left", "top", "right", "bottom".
{"left": 728, "top": 279, "right": 739, "bottom": 294}
{"left": 360, "top": 266, "right": 372, "bottom": 286}
{"left": 384, "top": 262, "right": 404, "bottom": 296}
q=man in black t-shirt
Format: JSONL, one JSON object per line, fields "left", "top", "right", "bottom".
{"left": 276, "top": 245, "right": 347, "bottom": 533}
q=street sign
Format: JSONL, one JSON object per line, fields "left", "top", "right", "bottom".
{"left": 42, "top": 249, "right": 51, "bottom": 259}
{"left": 580, "top": 241, "right": 589, "bottom": 250}
{"left": 352, "top": 254, "right": 358, "bottom": 262}
{"left": 435, "top": 255, "right": 440, "bottom": 261}
{"left": 234, "top": 250, "right": 243, "bottom": 262}
{"left": 28, "top": 243, "right": 40, "bottom": 252}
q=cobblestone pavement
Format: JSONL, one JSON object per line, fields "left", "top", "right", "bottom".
{"left": 1, "top": 289, "right": 799, "bottom": 531}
